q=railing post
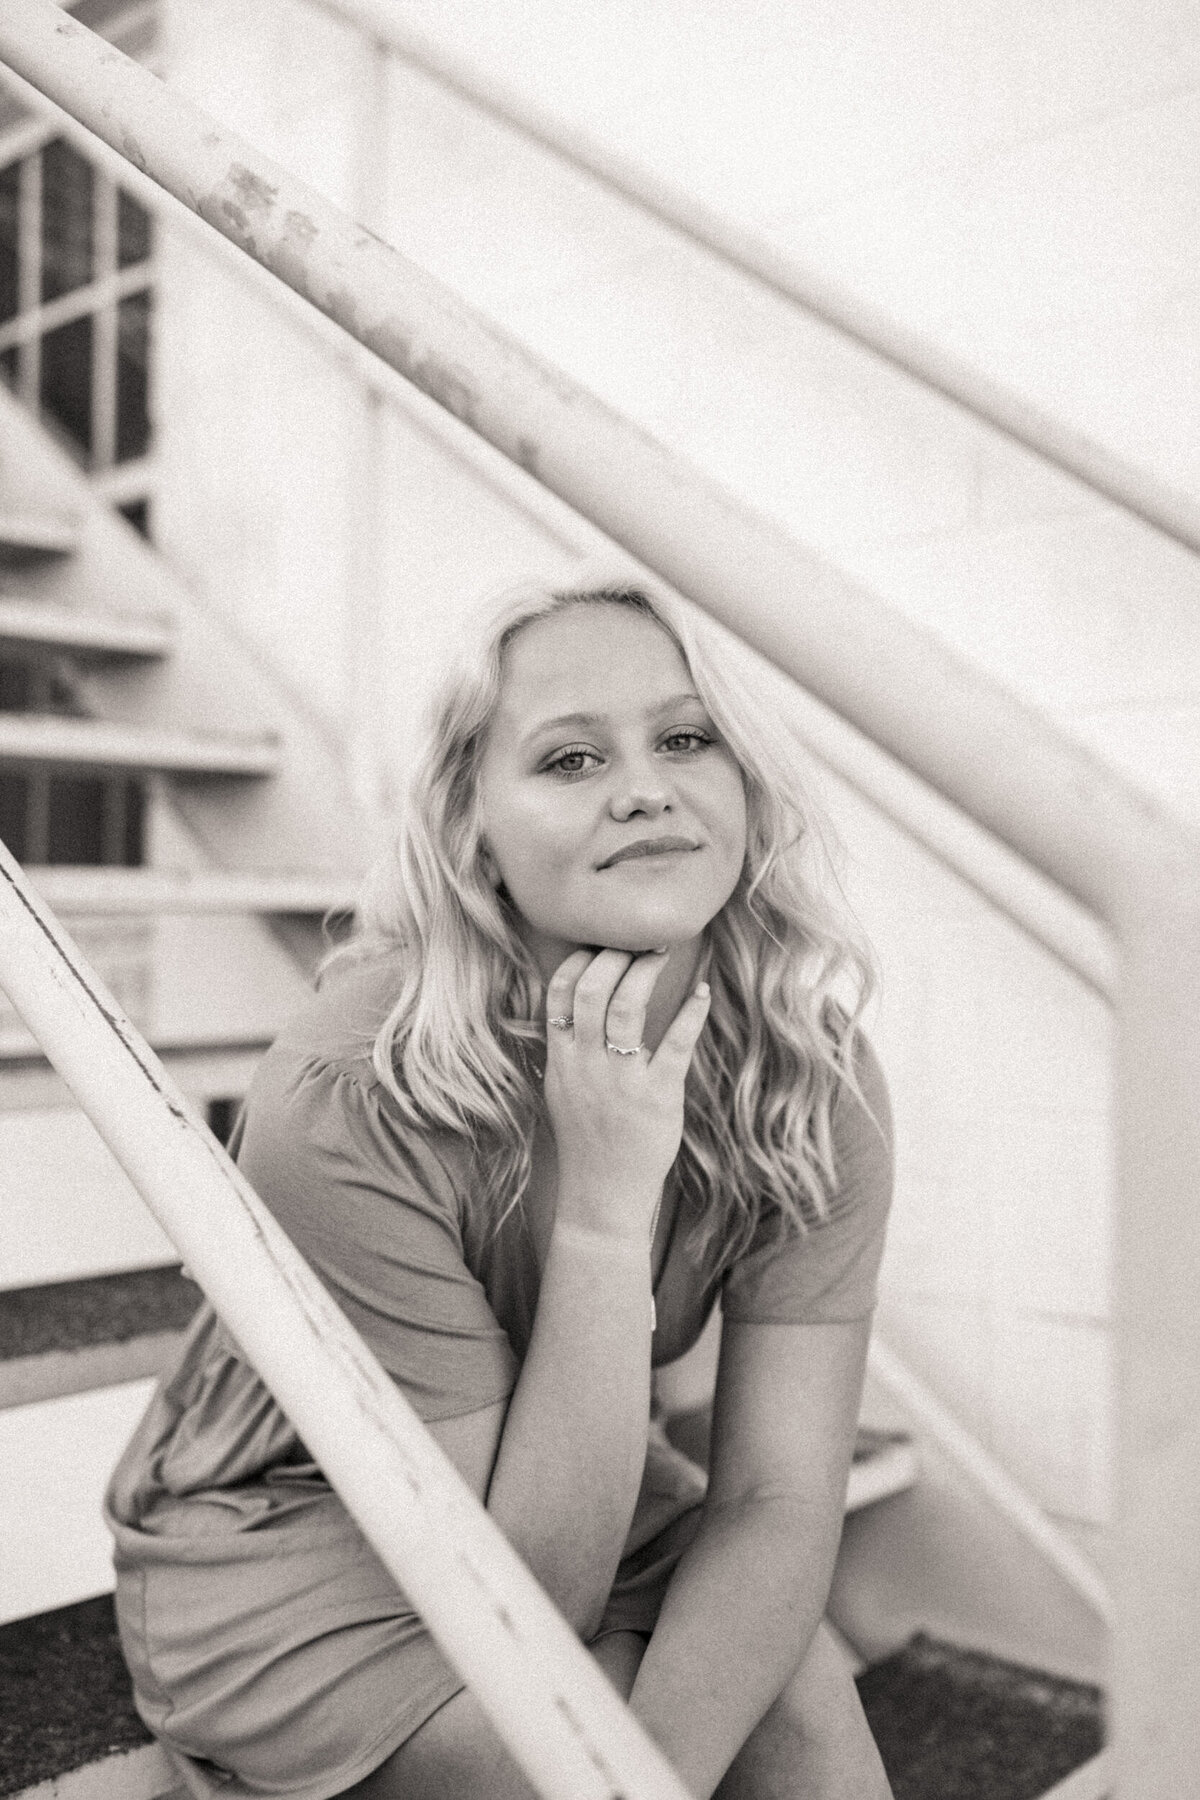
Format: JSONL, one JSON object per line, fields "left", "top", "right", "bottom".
{"left": 1111, "top": 868, "right": 1200, "bottom": 1799}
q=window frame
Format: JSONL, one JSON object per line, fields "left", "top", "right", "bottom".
{"left": 0, "top": 117, "right": 157, "bottom": 522}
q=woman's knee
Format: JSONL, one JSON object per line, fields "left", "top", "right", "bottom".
{"left": 590, "top": 1626, "right": 648, "bottom": 1700}
{"left": 717, "top": 1623, "right": 891, "bottom": 1800}
{"left": 340, "top": 1630, "right": 648, "bottom": 1800}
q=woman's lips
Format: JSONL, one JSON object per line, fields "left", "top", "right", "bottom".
{"left": 599, "top": 837, "right": 700, "bottom": 868}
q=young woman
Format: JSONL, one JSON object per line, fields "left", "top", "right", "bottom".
{"left": 106, "top": 583, "right": 895, "bottom": 1800}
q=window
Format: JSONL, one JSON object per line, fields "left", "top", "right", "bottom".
{"left": 0, "top": 132, "right": 155, "bottom": 523}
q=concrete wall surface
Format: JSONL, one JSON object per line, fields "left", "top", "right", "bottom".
{"left": 133, "top": 0, "right": 1200, "bottom": 1564}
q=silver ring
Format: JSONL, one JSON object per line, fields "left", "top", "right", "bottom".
{"left": 547, "top": 1014, "right": 574, "bottom": 1031}
{"left": 605, "top": 1040, "right": 645, "bottom": 1057}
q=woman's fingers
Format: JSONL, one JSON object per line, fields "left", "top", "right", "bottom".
{"left": 649, "top": 981, "right": 711, "bottom": 1070}
{"left": 602, "top": 950, "right": 669, "bottom": 1052}
{"left": 546, "top": 948, "right": 694, "bottom": 1063}
{"left": 545, "top": 948, "right": 592, "bottom": 1036}
{"left": 570, "top": 949, "right": 634, "bottom": 1048}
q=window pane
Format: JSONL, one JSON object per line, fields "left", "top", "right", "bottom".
{"left": 41, "top": 138, "right": 94, "bottom": 303}
{"left": 0, "top": 160, "right": 19, "bottom": 324}
{"left": 0, "top": 345, "right": 17, "bottom": 391}
{"left": 39, "top": 313, "right": 93, "bottom": 459}
{"left": 116, "top": 289, "right": 150, "bottom": 462}
{"left": 0, "top": 772, "right": 29, "bottom": 860}
{"left": 47, "top": 771, "right": 106, "bottom": 864}
{"left": 117, "top": 188, "right": 152, "bottom": 268}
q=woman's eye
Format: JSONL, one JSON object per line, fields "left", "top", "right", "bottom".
{"left": 543, "top": 746, "right": 602, "bottom": 778}
{"left": 661, "top": 728, "right": 713, "bottom": 754}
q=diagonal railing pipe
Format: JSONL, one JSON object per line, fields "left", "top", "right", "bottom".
{"left": 312, "top": 0, "right": 1200, "bottom": 563}
{"left": 2, "top": 6, "right": 1199, "bottom": 1793}
{"left": 0, "top": 0, "right": 1167, "bottom": 917}
{"left": 0, "top": 836, "right": 691, "bottom": 1800}
{"left": 0, "top": 29, "right": 1119, "bottom": 998}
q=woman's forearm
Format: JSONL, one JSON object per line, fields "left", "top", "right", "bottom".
{"left": 629, "top": 1491, "right": 841, "bottom": 1797}
{"left": 485, "top": 1212, "right": 655, "bottom": 1637}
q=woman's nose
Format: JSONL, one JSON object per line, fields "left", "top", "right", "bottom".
{"left": 609, "top": 768, "right": 672, "bottom": 819}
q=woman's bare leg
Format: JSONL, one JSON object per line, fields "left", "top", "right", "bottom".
{"left": 341, "top": 1631, "right": 646, "bottom": 1800}
{"left": 715, "top": 1622, "right": 892, "bottom": 1800}
{"left": 342, "top": 1623, "right": 889, "bottom": 1800}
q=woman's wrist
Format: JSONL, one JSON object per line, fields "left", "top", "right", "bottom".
{"left": 550, "top": 1207, "right": 657, "bottom": 1253}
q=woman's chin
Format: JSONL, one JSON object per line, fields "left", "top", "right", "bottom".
{"left": 580, "top": 913, "right": 710, "bottom": 956}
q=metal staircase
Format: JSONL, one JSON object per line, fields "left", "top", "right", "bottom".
{"left": 0, "top": 384, "right": 366, "bottom": 1798}
{"left": 8, "top": 1, "right": 1190, "bottom": 1791}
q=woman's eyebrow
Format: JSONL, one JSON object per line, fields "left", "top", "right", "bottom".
{"left": 523, "top": 710, "right": 602, "bottom": 743}
{"left": 522, "top": 692, "right": 704, "bottom": 746}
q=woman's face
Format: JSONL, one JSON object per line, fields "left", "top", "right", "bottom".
{"left": 477, "top": 604, "right": 748, "bottom": 973}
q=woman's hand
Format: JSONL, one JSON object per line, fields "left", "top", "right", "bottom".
{"left": 543, "top": 947, "right": 711, "bottom": 1237}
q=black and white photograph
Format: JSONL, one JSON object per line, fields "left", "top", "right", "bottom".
{"left": 1, "top": 3, "right": 1197, "bottom": 1797}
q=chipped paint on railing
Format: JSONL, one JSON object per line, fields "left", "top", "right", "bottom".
{"left": 1, "top": 0, "right": 1187, "bottom": 923}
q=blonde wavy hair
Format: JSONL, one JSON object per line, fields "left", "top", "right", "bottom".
{"left": 334, "top": 581, "right": 876, "bottom": 1273}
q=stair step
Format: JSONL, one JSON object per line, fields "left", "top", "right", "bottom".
{"left": 0, "top": 1595, "right": 170, "bottom": 1800}
{"left": 846, "top": 1427, "right": 921, "bottom": 1512}
{"left": 0, "top": 1380, "right": 157, "bottom": 1626}
{"left": 0, "top": 715, "right": 278, "bottom": 776}
{"left": 0, "top": 1607, "right": 1106, "bottom": 1800}
{"left": 0, "top": 513, "right": 80, "bottom": 560}
{"left": 855, "top": 1633, "right": 1105, "bottom": 1800}
{"left": 27, "top": 866, "right": 358, "bottom": 917}
{"left": 0, "top": 1374, "right": 917, "bottom": 1629}
{"left": 0, "top": 1268, "right": 199, "bottom": 1412}
{"left": 0, "top": 599, "right": 173, "bottom": 660}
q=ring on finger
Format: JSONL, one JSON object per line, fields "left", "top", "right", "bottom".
{"left": 547, "top": 1015, "right": 574, "bottom": 1031}
{"left": 605, "top": 1039, "right": 645, "bottom": 1057}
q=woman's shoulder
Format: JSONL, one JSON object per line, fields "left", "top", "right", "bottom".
{"left": 830, "top": 1025, "right": 894, "bottom": 1186}
{"left": 719, "top": 1025, "right": 894, "bottom": 1326}
{"left": 238, "top": 952, "right": 465, "bottom": 1190}
{"left": 261, "top": 951, "right": 405, "bottom": 1085}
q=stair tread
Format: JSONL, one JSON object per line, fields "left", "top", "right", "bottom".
{"left": 0, "top": 1267, "right": 199, "bottom": 1364}
{"left": 856, "top": 1633, "right": 1105, "bottom": 1800}
{"left": 0, "top": 1605, "right": 1105, "bottom": 1800}
{"left": 0, "top": 1045, "right": 267, "bottom": 1110}
{"left": 0, "top": 1332, "right": 187, "bottom": 1414}
{"left": 0, "top": 514, "right": 80, "bottom": 559}
{"left": 0, "top": 1596, "right": 153, "bottom": 1799}
{"left": 0, "top": 714, "right": 279, "bottom": 774}
{"left": 0, "top": 599, "right": 172, "bottom": 659}
{"left": 27, "top": 866, "right": 359, "bottom": 916}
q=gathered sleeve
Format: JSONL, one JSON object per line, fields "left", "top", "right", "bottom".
{"left": 233, "top": 1049, "right": 519, "bottom": 1423}
{"left": 720, "top": 1033, "right": 894, "bottom": 1326}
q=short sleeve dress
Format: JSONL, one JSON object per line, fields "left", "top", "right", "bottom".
{"left": 105, "top": 955, "right": 893, "bottom": 1800}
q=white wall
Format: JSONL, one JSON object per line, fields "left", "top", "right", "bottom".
{"left": 156, "top": 0, "right": 1200, "bottom": 1561}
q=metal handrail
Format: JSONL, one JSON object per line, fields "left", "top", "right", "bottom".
{"left": 0, "top": 836, "right": 689, "bottom": 1800}
{"left": 0, "top": 48, "right": 1116, "bottom": 994}
{"left": 1, "top": 6, "right": 1198, "bottom": 1793}
{"left": 0, "top": 6, "right": 1158, "bottom": 913}
{"left": 314, "top": 0, "right": 1200, "bottom": 563}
